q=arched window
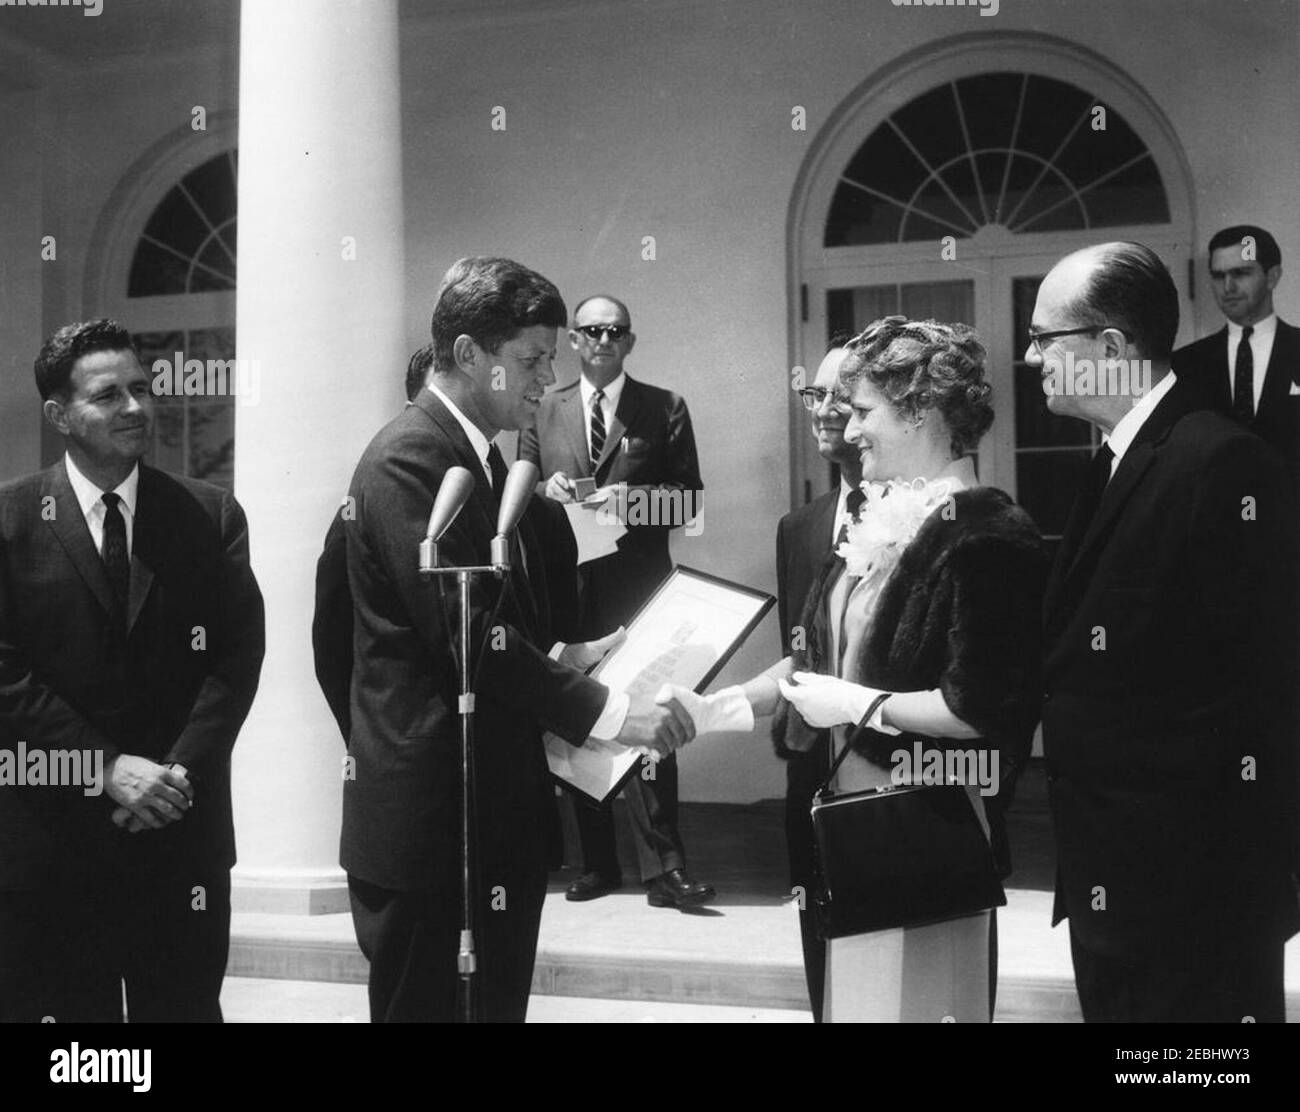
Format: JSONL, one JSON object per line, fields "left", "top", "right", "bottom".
{"left": 824, "top": 73, "right": 1169, "bottom": 245}
{"left": 789, "top": 39, "right": 1194, "bottom": 559}
{"left": 128, "top": 150, "right": 237, "bottom": 295}
{"left": 125, "top": 150, "right": 238, "bottom": 489}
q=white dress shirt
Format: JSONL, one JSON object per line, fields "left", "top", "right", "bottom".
{"left": 65, "top": 453, "right": 140, "bottom": 558}
{"left": 578, "top": 371, "right": 626, "bottom": 463}
{"left": 425, "top": 384, "right": 628, "bottom": 739}
{"left": 1104, "top": 370, "right": 1177, "bottom": 475}
{"left": 1226, "top": 314, "right": 1277, "bottom": 411}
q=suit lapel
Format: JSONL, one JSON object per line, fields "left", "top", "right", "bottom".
{"left": 126, "top": 467, "right": 163, "bottom": 635}
{"left": 558, "top": 385, "right": 592, "bottom": 478}
{"left": 45, "top": 461, "right": 119, "bottom": 617}
{"left": 1257, "top": 320, "right": 1299, "bottom": 425}
{"left": 595, "top": 376, "right": 641, "bottom": 480}
{"left": 810, "top": 488, "right": 840, "bottom": 564}
{"left": 414, "top": 389, "right": 495, "bottom": 529}
{"left": 1047, "top": 384, "right": 1191, "bottom": 625}
{"left": 1207, "top": 328, "right": 1231, "bottom": 411}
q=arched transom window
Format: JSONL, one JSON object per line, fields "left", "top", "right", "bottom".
{"left": 824, "top": 72, "right": 1170, "bottom": 246}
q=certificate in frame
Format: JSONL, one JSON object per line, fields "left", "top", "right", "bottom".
{"left": 544, "top": 565, "right": 775, "bottom": 802}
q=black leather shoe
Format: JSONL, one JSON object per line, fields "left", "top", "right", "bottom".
{"left": 645, "top": 868, "right": 716, "bottom": 908}
{"left": 565, "top": 871, "right": 623, "bottom": 902}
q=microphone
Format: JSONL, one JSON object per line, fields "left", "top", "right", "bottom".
{"left": 491, "top": 460, "right": 539, "bottom": 570}
{"left": 419, "top": 466, "right": 475, "bottom": 572}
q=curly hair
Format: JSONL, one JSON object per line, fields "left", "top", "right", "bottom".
{"left": 837, "top": 316, "right": 993, "bottom": 457}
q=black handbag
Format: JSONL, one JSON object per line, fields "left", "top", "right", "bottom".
{"left": 810, "top": 704, "right": 1005, "bottom": 940}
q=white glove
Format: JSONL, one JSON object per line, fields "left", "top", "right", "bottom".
{"left": 777, "top": 672, "right": 898, "bottom": 733}
{"left": 657, "top": 684, "right": 754, "bottom": 736}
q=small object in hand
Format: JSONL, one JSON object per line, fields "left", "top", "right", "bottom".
{"left": 571, "top": 477, "right": 597, "bottom": 501}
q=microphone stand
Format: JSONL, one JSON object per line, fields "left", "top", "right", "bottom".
{"left": 418, "top": 535, "right": 511, "bottom": 1024}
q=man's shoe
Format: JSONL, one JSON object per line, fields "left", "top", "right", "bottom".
{"left": 565, "top": 871, "right": 623, "bottom": 902}
{"left": 645, "top": 868, "right": 716, "bottom": 908}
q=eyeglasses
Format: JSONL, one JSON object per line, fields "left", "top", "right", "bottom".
{"left": 1026, "top": 324, "right": 1131, "bottom": 356}
{"left": 796, "top": 387, "right": 851, "bottom": 412}
{"left": 576, "top": 324, "right": 631, "bottom": 342}
{"left": 1025, "top": 325, "right": 1102, "bottom": 355}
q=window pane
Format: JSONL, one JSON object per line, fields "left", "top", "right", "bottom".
{"left": 128, "top": 239, "right": 189, "bottom": 297}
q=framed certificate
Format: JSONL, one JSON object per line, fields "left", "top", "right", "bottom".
{"left": 544, "top": 565, "right": 775, "bottom": 802}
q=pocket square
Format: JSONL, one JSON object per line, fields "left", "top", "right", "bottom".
{"left": 1289, "top": 381, "right": 1300, "bottom": 395}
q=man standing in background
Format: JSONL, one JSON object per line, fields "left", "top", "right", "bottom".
{"left": 1174, "top": 225, "right": 1298, "bottom": 485}
{"left": 520, "top": 295, "right": 711, "bottom": 909}
{"left": 772, "top": 344, "right": 858, "bottom": 1018}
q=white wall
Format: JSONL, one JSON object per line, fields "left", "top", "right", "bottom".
{"left": 2, "top": 0, "right": 1295, "bottom": 802}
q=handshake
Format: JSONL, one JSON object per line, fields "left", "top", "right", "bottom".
{"left": 616, "top": 686, "right": 755, "bottom": 762}
{"left": 556, "top": 629, "right": 755, "bottom": 761}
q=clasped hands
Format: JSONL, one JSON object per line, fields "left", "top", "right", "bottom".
{"left": 105, "top": 754, "right": 194, "bottom": 834}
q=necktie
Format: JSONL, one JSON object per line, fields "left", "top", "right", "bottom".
{"left": 100, "top": 491, "right": 130, "bottom": 613}
{"left": 834, "top": 488, "right": 867, "bottom": 671}
{"left": 835, "top": 487, "right": 866, "bottom": 546}
{"left": 1231, "top": 325, "right": 1254, "bottom": 422}
{"left": 487, "top": 443, "right": 509, "bottom": 500}
{"left": 589, "top": 389, "right": 606, "bottom": 471}
{"left": 1062, "top": 443, "right": 1115, "bottom": 555}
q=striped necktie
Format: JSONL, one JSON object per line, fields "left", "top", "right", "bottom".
{"left": 589, "top": 389, "right": 606, "bottom": 471}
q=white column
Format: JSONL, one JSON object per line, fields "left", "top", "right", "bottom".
{"left": 232, "top": 0, "right": 406, "bottom": 913}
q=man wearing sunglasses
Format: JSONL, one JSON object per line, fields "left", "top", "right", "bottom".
{"left": 519, "top": 295, "right": 710, "bottom": 909}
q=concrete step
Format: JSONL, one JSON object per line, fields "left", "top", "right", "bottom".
{"left": 219, "top": 978, "right": 811, "bottom": 1023}
{"left": 226, "top": 883, "right": 1300, "bottom": 1021}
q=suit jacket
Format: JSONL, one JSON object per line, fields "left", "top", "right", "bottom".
{"left": 518, "top": 375, "right": 703, "bottom": 636}
{"left": 0, "top": 461, "right": 265, "bottom": 890}
{"left": 1173, "top": 318, "right": 1300, "bottom": 483}
{"left": 340, "top": 390, "right": 607, "bottom": 890}
{"left": 773, "top": 488, "right": 838, "bottom": 895}
{"left": 312, "top": 487, "right": 582, "bottom": 744}
{"left": 1042, "top": 380, "right": 1300, "bottom": 955}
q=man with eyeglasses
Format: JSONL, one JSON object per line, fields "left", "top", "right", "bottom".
{"left": 1029, "top": 241, "right": 1299, "bottom": 1023}
{"left": 520, "top": 294, "right": 710, "bottom": 908}
{"left": 776, "top": 343, "right": 860, "bottom": 1018}
{"left": 1173, "top": 225, "right": 1298, "bottom": 487}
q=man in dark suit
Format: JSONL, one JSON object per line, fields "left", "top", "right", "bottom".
{"left": 313, "top": 345, "right": 436, "bottom": 742}
{"left": 341, "top": 259, "right": 692, "bottom": 1022}
{"left": 0, "top": 319, "right": 265, "bottom": 1022}
{"left": 1173, "top": 225, "right": 1298, "bottom": 484}
{"left": 773, "top": 343, "right": 859, "bottom": 1019}
{"left": 313, "top": 343, "right": 583, "bottom": 747}
{"left": 1030, "top": 242, "right": 1299, "bottom": 1022}
{"left": 518, "top": 295, "right": 711, "bottom": 908}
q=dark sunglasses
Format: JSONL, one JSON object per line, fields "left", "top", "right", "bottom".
{"left": 576, "top": 324, "right": 630, "bottom": 341}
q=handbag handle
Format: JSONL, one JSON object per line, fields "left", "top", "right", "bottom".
{"left": 813, "top": 691, "right": 893, "bottom": 798}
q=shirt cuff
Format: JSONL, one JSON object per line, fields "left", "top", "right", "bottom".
{"left": 548, "top": 642, "right": 565, "bottom": 661}
{"left": 588, "top": 690, "right": 630, "bottom": 741}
